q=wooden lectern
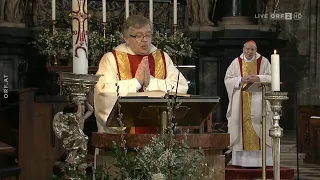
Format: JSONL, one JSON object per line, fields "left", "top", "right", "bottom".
{"left": 106, "top": 96, "right": 219, "bottom": 132}
{"left": 92, "top": 95, "right": 230, "bottom": 180}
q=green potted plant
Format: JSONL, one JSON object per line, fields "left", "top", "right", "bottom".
{"left": 88, "top": 30, "right": 123, "bottom": 66}
{"left": 88, "top": 30, "right": 105, "bottom": 66}
{"left": 32, "top": 28, "right": 72, "bottom": 66}
{"left": 152, "top": 31, "right": 195, "bottom": 65}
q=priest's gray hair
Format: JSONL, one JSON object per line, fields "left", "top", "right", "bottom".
{"left": 243, "top": 41, "right": 257, "bottom": 50}
{"left": 122, "top": 15, "right": 153, "bottom": 38}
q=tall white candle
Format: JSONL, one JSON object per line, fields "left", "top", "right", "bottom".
{"left": 173, "top": 0, "right": 177, "bottom": 24}
{"left": 125, "top": 0, "right": 129, "bottom": 19}
{"left": 271, "top": 50, "right": 280, "bottom": 91}
{"left": 102, "top": 0, "right": 106, "bottom": 22}
{"left": 149, "top": 0, "right": 153, "bottom": 22}
{"left": 72, "top": 0, "right": 88, "bottom": 74}
{"left": 52, "top": 0, "right": 56, "bottom": 21}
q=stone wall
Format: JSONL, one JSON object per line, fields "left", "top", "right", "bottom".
{"left": 245, "top": 0, "right": 320, "bottom": 129}
{"left": 264, "top": 0, "right": 320, "bottom": 105}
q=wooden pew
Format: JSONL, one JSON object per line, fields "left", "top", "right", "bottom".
{"left": 304, "top": 116, "right": 320, "bottom": 164}
{"left": 298, "top": 105, "right": 320, "bottom": 153}
{"left": 0, "top": 141, "right": 20, "bottom": 179}
{"left": 18, "top": 89, "right": 68, "bottom": 180}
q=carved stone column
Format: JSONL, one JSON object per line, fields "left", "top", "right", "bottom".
{"left": 219, "top": 0, "right": 256, "bottom": 25}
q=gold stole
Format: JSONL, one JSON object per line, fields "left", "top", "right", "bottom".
{"left": 114, "top": 49, "right": 166, "bottom": 80}
{"left": 242, "top": 59, "right": 260, "bottom": 150}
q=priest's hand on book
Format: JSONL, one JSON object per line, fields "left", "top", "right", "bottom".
{"left": 247, "top": 75, "right": 260, "bottom": 82}
{"left": 241, "top": 76, "right": 251, "bottom": 83}
{"left": 242, "top": 75, "right": 260, "bottom": 83}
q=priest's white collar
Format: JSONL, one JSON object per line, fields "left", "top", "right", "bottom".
{"left": 240, "top": 52, "right": 261, "bottom": 62}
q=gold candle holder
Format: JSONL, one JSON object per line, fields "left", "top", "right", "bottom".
{"left": 52, "top": 20, "right": 58, "bottom": 66}
{"left": 101, "top": 22, "right": 107, "bottom": 52}
{"left": 173, "top": 24, "right": 178, "bottom": 36}
{"left": 52, "top": 20, "right": 57, "bottom": 35}
{"left": 273, "top": 0, "right": 280, "bottom": 13}
{"left": 101, "top": 22, "right": 107, "bottom": 39}
{"left": 52, "top": 20, "right": 59, "bottom": 66}
{"left": 53, "top": 54, "right": 58, "bottom": 66}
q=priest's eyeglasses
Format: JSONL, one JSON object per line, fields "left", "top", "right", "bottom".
{"left": 130, "top": 34, "right": 152, "bottom": 42}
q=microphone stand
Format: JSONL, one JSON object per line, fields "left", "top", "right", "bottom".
{"left": 175, "top": 63, "right": 180, "bottom": 95}
{"left": 172, "top": 57, "right": 180, "bottom": 133}
{"left": 286, "top": 64, "right": 299, "bottom": 179}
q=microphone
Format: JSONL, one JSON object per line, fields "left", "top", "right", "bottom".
{"left": 165, "top": 45, "right": 181, "bottom": 95}
{"left": 175, "top": 64, "right": 180, "bottom": 95}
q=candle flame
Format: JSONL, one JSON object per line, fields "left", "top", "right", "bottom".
{"left": 274, "top": 50, "right": 277, "bottom": 54}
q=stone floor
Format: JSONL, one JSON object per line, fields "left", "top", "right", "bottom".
{"left": 281, "top": 131, "right": 320, "bottom": 180}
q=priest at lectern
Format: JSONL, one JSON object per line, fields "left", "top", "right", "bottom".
{"left": 94, "top": 15, "right": 188, "bottom": 134}
{"left": 224, "top": 40, "right": 273, "bottom": 167}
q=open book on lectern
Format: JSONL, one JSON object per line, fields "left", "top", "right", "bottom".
{"left": 125, "top": 90, "right": 191, "bottom": 98}
{"left": 242, "top": 82, "right": 271, "bottom": 92}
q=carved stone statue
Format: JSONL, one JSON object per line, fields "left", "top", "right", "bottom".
{"left": 186, "top": 0, "right": 214, "bottom": 26}
{"left": 31, "top": 0, "right": 48, "bottom": 27}
{"left": 0, "top": 0, "right": 7, "bottom": 22}
{"left": 0, "top": 0, "right": 25, "bottom": 23}
{"left": 52, "top": 96, "right": 94, "bottom": 177}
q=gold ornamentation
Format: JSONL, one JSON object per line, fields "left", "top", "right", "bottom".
{"left": 241, "top": 59, "right": 260, "bottom": 150}
{"left": 115, "top": 51, "right": 132, "bottom": 80}
{"left": 152, "top": 50, "right": 166, "bottom": 79}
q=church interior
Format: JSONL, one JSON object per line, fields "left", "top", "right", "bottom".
{"left": 1, "top": 0, "right": 320, "bottom": 179}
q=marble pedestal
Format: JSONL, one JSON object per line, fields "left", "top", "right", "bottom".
{"left": 92, "top": 133, "right": 230, "bottom": 180}
{"left": 220, "top": 16, "right": 254, "bottom": 25}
